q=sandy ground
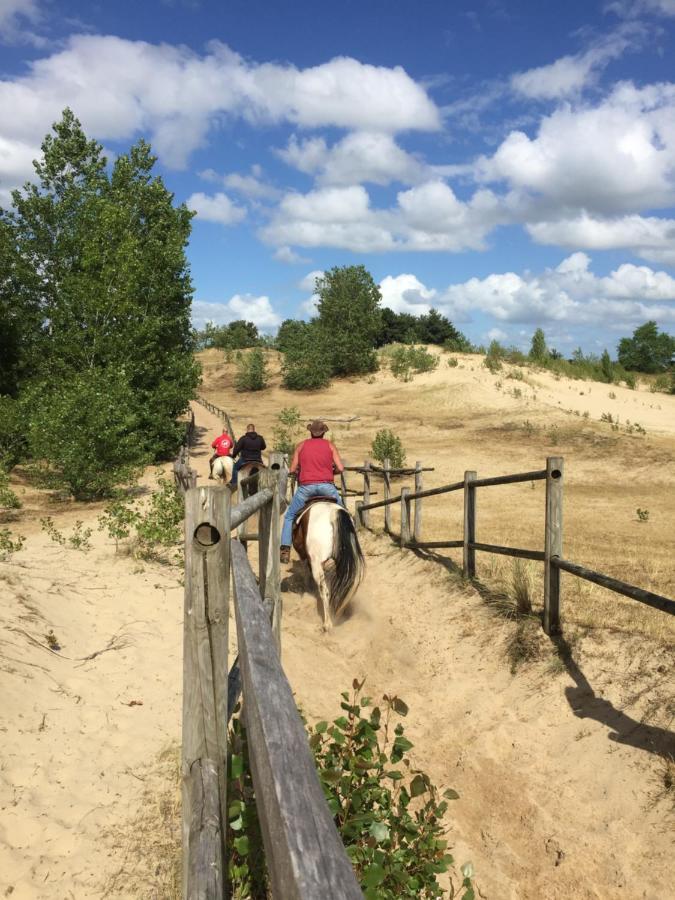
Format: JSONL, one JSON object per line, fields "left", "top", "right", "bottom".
{"left": 1, "top": 350, "right": 673, "bottom": 898}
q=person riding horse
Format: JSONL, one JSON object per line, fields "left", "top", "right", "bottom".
{"left": 280, "top": 419, "right": 345, "bottom": 564}
{"left": 230, "top": 423, "right": 267, "bottom": 487}
{"left": 209, "top": 428, "right": 233, "bottom": 479}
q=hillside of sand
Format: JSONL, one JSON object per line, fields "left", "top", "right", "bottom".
{"left": 0, "top": 348, "right": 673, "bottom": 898}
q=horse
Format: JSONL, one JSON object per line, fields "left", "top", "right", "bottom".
{"left": 211, "top": 455, "right": 234, "bottom": 483}
{"left": 292, "top": 499, "right": 365, "bottom": 631}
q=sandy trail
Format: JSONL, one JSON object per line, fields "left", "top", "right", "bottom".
{"left": 1, "top": 393, "right": 672, "bottom": 898}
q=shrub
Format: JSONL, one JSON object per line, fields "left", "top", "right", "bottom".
{"left": 272, "top": 406, "right": 303, "bottom": 457}
{"left": 308, "top": 682, "right": 475, "bottom": 898}
{"left": 98, "top": 475, "right": 184, "bottom": 561}
{"left": 483, "top": 354, "right": 502, "bottom": 374}
{"left": 390, "top": 345, "right": 438, "bottom": 381}
{"left": 281, "top": 326, "right": 333, "bottom": 391}
{"left": 0, "top": 528, "right": 25, "bottom": 560}
{"left": 371, "top": 429, "right": 406, "bottom": 469}
{"left": 0, "top": 396, "right": 26, "bottom": 469}
{"left": 25, "top": 369, "right": 149, "bottom": 500}
{"left": 0, "top": 468, "right": 21, "bottom": 511}
{"left": 447, "top": 356, "right": 458, "bottom": 368}
{"left": 235, "top": 348, "right": 268, "bottom": 392}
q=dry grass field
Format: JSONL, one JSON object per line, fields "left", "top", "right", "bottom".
{"left": 196, "top": 348, "right": 675, "bottom": 898}
{"left": 201, "top": 346, "right": 675, "bottom": 642}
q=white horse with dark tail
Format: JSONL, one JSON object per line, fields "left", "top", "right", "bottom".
{"left": 293, "top": 500, "right": 365, "bottom": 630}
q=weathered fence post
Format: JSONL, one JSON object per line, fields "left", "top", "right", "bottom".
{"left": 267, "top": 475, "right": 283, "bottom": 653}
{"left": 362, "top": 460, "right": 371, "bottom": 529}
{"left": 463, "top": 470, "right": 477, "bottom": 578}
{"left": 413, "top": 460, "right": 423, "bottom": 543}
{"left": 182, "top": 485, "right": 231, "bottom": 899}
{"left": 400, "top": 487, "right": 411, "bottom": 548}
{"left": 383, "top": 458, "right": 392, "bottom": 533}
{"left": 544, "top": 456, "right": 564, "bottom": 635}
{"left": 355, "top": 500, "right": 364, "bottom": 531}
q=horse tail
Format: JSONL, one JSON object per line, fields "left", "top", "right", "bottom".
{"left": 329, "top": 508, "right": 365, "bottom": 619}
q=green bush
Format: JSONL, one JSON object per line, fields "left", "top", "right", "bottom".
{"left": 309, "top": 683, "right": 475, "bottom": 898}
{"left": 0, "top": 396, "right": 26, "bottom": 469}
{"left": 226, "top": 685, "right": 475, "bottom": 899}
{"left": 25, "top": 369, "right": 148, "bottom": 500}
{"left": 281, "top": 325, "right": 333, "bottom": 391}
{"left": 235, "top": 348, "right": 268, "bottom": 392}
{"left": 98, "top": 475, "right": 184, "bottom": 561}
{"left": 0, "top": 528, "right": 25, "bottom": 560}
{"left": 371, "top": 429, "right": 406, "bottom": 469}
{"left": 0, "top": 468, "right": 21, "bottom": 511}
{"left": 389, "top": 346, "right": 438, "bottom": 381}
{"left": 272, "top": 406, "right": 303, "bottom": 457}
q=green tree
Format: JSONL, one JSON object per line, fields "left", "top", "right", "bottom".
{"left": 416, "top": 308, "right": 462, "bottom": 345}
{"left": 371, "top": 429, "right": 406, "bottom": 468}
{"left": 316, "top": 265, "right": 382, "bottom": 375}
{"left": 376, "top": 308, "right": 418, "bottom": 347}
{"left": 617, "top": 321, "right": 675, "bottom": 373}
{"left": 281, "top": 322, "right": 332, "bottom": 390}
{"left": 276, "top": 318, "right": 311, "bottom": 353}
{"left": 234, "top": 348, "right": 268, "bottom": 391}
{"left": 25, "top": 369, "right": 148, "bottom": 499}
{"left": 600, "top": 349, "right": 614, "bottom": 383}
{"left": 7, "top": 109, "right": 199, "bottom": 458}
{"left": 529, "top": 328, "right": 548, "bottom": 362}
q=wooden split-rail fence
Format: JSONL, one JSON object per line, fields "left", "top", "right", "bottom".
{"left": 350, "top": 456, "right": 675, "bottom": 633}
{"left": 173, "top": 400, "right": 363, "bottom": 899}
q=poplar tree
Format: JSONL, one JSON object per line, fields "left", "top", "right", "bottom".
{"left": 6, "top": 109, "right": 199, "bottom": 462}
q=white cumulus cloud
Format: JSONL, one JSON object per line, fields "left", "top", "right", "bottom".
{"left": 187, "top": 191, "right": 246, "bottom": 225}
{"left": 0, "top": 35, "right": 440, "bottom": 184}
{"left": 192, "top": 294, "right": 281, "bottom": 331}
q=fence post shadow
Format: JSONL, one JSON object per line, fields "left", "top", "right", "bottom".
{"left": 552, "top": 635, "right": 675, "bottom": 761}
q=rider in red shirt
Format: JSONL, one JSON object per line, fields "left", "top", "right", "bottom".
{"left": 280, "top": 419, "right": 345, "bottom": 563}
{"left": 209, "top": 431, "right": 233, "bottom": 478}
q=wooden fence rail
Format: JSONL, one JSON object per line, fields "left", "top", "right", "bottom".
{"left": 354, "top": 455, "right": 674, "bottom": 635}
{"left": 181, "top": 406, "right": 362, "bottom": 898}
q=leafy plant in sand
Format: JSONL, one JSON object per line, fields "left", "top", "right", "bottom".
{"left": 371, "top": 429, "right": 406, "bottom": 469}
{"left": 226, "top": 684, "right": 475, "bottom": 899}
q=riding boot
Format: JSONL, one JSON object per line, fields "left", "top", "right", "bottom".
{"left": 280, "top": 546, "right": 291, "bottom": 564}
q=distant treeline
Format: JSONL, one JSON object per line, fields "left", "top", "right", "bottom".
{"left": 195, "top": 269, "right": 674, "bottom": 394}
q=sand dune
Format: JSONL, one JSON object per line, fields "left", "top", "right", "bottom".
{"left": 1, "top": 351, "right": 673, "bottom": 898}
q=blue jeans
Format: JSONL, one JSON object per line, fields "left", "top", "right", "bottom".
{"left": 230, "top": 457, "right": 261, "bottom": 485}
{"left": 281, "top": 482, "right": 345, "bottom": 547}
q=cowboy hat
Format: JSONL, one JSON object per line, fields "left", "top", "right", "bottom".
{"left": 307, "top": 419, "right": 328, "bottom": 436}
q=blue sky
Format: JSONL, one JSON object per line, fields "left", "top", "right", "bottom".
{"left": 2, "top": 0, "right": 675, "bottom": 354}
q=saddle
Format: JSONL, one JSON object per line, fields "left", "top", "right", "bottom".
{"left": 291, "top": 496, "right": 339, "bottom": 560}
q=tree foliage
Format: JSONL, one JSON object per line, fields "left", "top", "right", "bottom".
{"left": 529, "top": 328, "right": 548, "bottom": 362}
{"left": 25, "top": 370, "right": 149, "bottom": 499}
{"left": 234, "top": 348, "right": 268, "bottom": 392}
{"left": 617, "top": 321, "right": 675, "bottom": 373}
{"left": 371, "top": 429, "right": 406, "bottom": 468}
{"left": 316, "top": 265, "right": 382, "bottom": 375}
{"left": 197, "top": 319, "right": 260, "bottom": 350}
{"left": 375, "top": 307, "right": 470, "bottom": 349}
{"left": 281, "top": 321, "right": 333, "bottom": 390}
{"left": 1, "top": 109, "right": 199, "bottom": 494}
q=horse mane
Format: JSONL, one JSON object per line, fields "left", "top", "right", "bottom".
{"left": 329, "top": 509, "right": 365, "bottom": 618}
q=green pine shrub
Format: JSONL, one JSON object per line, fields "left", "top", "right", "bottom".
{"left": 371, "top": 429, "right": 406, "bottom": 469}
